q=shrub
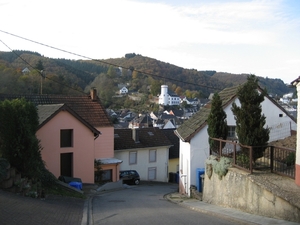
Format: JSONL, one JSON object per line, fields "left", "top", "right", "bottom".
{"left": 206, "top": 155, "right": 232, "bottom": 180}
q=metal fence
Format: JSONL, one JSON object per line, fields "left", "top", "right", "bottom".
{"left": 210, "top": 137, "right": 296, "bottom": 179}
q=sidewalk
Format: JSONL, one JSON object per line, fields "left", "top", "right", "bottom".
{"left": 0, "top": 189, "right": 84, "bottom": 225}
{"left": 165, "top": 192, "right": 300, "bottom": 225}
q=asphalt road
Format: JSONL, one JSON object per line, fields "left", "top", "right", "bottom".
{"left": 91, "top": 182, "right": 242, "bottom": 225}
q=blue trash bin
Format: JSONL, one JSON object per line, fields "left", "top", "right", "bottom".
{"left": 196, "top": 168, "right": 205, "bottom": 192}
{"left": 69, "top": 181, "right": 82, "bottom": 190}
{"left": 175, "top": 172, "right": 179, "bottom": 183}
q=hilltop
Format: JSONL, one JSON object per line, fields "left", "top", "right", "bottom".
{"left": 0, "top": 51, "right": 294, "bottom": 110}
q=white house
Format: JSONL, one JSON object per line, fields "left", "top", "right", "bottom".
{"left": 181, "top": 97, "right": 199, "bottom": 106}
{"left": 119, "top": 87, "right": 128, "bottom": 94}
{"left": 114, "top": 127, "right": 172, "bottom": 182}
{"left": 158, "top": 85, "right": 180, "bottom": 106}
{"left": 175, "top": 84, "right": 297, "bottom": 196}
{"left": 22, "top": 67, "right": 30, "bottom": 74}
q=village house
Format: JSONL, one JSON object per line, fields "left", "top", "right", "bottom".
{"left": 158, "top": 85, "right": 180, "bottom": 106}
{"left": 114, "top": 127, "right": 172, "bottom": 182}
{"left": 175, "top": 84, "right": 297, "bottom": 196}
{"left": 0, "top": 89, "right": 121, "bottom": 184}
{"left": 119, "top": 86, "right": 128, "bottom": 95}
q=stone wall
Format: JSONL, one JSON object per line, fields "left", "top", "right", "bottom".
{"left": 203, "top": 167, "right": 300, "bottom": 223}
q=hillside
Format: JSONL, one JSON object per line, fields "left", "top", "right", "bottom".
{"left": 101, "top": 55, "right": 292, "bottom": 97}
{"left": 0, "top": 51, "right": 294, "bottom": 100}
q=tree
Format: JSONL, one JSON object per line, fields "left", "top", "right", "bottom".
{"left": 150, "top": 80, "right": 162, "bottom": 96}
{"left": 207, "top": 92, "right": 228, "bottom": 152}
{"left": 0, "top": 98, "right": 56, "bottom": 185}
{"left": 175, "top": 86, "right": 183, "bottom": 96}
{"left": 231, "top": 75, "right": 269, "bottom": 161}
{"left": 35, "top": 60, "right": 44, "bottom": 72}
{"left": 107, "top": 65, "right": 117, "bottom": 78}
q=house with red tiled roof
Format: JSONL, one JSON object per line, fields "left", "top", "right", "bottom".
{"left": 0, "top": 89, "right": 121, "bottom": 183}
{"left": 114, "top": 127, "right": 172, "bottom": 182}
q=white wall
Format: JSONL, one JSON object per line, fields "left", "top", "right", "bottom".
{"left": 226, "top": 97, "right": 297, "bottom": 141}
{"left": 179, "top": 95, "right": 297, "bottom": 196}
{"left": 115, "top": 147, "right": 169, "bottom": 182}
{"left": 179, "top": 140, "right": 190, "bottom": 194}
{"left": 179, "top": 128, "right": 209, "bottom": 196}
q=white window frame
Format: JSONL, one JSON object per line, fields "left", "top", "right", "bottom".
{"left": 149, "top": 150, "right": 157, "bottom": 163}
{"left": 148, "top": 167, "right": 156, "bottom": 180}
{"left": 129, "top": 151, "right": 137, "bottom": 164}
{"left": 228, "top": 126, "right": 237, "bottom": 139}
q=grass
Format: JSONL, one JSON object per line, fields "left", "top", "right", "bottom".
{"left": 45, "top": 183, "right": 86, "bottom": 199}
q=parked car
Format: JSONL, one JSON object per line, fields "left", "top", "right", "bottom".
{"left": 119, "top": 170, "right": 140, "bottom": 185}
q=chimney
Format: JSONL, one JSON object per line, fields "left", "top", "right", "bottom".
{"left": 132, "top": 128, "right": 139, "bottom": 143}
{"left": 90, "top": 88, "right": 97, "bottom": 101}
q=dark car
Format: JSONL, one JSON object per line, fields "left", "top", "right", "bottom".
{"left": 119, "top": 170, "right": 140, "bottom": 185}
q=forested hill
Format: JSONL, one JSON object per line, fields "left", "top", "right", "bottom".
{"left": 100, "top": 53, "right": 293, "bottom": 97}
{"left": 0, "top": 51, "right": 293, "bottom": 98}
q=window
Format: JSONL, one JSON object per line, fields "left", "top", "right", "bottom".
{"left": 60, "top": 129, "right": 73, "bottom": 147}
{"left": 227, "top": 126, "right": 236, "bottom": 139}
{"left": 102, "top": 169, "right": 112, "bottom": 182}
{"left": 129, "top": 151, "right": 137, "bottom": 164}
{"left": 148, "top": 167, "right": 156, "bottom": 180}
{"left": 149, "top": 150, "right": 156, "bottom": 162}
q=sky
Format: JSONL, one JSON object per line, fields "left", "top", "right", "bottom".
{"left": 0, "top": 0, "right": 299, "bottom": 84}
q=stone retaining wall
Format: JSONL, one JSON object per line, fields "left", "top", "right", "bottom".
{"left": 203, "top": 167, "right": 300, "bottom": 223}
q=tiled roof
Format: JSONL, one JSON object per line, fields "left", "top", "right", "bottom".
{"left": 175, "top": 83, "right": 296, "bottom": 142}
{"left": 161, "top": 129, "right": 179, "bottom": 159}
{"left": 37, "top": 104, "right": 64, "bottom": 125}
{"left": 114, "top": 127, "right": 172, "bottom": 151}
{"left": 0, "top": 93, "right": 112, "bottom": 128}
{"left": 175, "top": 84, "right": 241, "bottom": 142}
{"left": 37, "top": 104, "right": 100, "bottom": 137}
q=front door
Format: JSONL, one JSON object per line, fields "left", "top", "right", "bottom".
{"left": 60, "top": 153, "right": 73, "bottom": 177}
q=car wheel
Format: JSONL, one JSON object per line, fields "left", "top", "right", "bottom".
{"left": 134, "top": 179, "right": 140, "bottom": 185}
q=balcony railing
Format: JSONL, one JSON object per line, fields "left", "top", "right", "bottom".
{"left": 209, "top": 137, "right": 296, "bottom": 179}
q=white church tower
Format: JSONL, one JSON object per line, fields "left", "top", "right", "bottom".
{"left": 159, "top": 85, "right": 169, "bottom": 105}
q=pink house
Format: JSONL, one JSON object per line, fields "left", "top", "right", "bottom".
{"left": 0, "top": 89, "right": 121, "bottom": 183}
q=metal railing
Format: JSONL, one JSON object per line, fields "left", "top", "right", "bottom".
{"left": 209, "top": 137, "right": 296, "bottom": 179}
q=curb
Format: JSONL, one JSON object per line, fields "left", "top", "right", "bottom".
{"left": 164, "top": 193, "right": 257, "bottom": 225}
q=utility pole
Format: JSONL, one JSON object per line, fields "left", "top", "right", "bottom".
{"left": 40, "top": 70, "right": 44, "bottom": 94}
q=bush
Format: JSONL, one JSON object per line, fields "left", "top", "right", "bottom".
{"left": 286, "top": 152, "right": 296, "bottom": 166}
{"left": 0, "top": 158, "right": 9, "bottom": 182}
{"left": 0, "top": 98, "right": 57, "bottom": 186}
{"left": 206, "top": 155, "right": 232, "bottom": 180}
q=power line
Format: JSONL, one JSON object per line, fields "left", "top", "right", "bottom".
{"left": 0, "top": 38, "right": 87, "bottom": 95}
{"left": 0, "top": 29, "right": 221, "bottom": 91}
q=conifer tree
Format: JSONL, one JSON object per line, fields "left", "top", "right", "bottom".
{"left": 207, "top": 92, "right": 228, "bottom": 152}
{"left": 0, "top": 98, "right": 56, "bottom": 185}
{"left": 231, "top": 75, "right": 269, "bottom": 161}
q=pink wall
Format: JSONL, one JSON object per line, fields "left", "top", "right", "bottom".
{"left": 94, "top": 126, "right": 114, "bottom": 159}
{"left": 101, "top": 164, "right": 121, "bottom": 182}
{"left": 36, "top": 111, "right": 95, "bottom": 183}
{"left": 94, "top": 126, "right": 119, "bottom": 181}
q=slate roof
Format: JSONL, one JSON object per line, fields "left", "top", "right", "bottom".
{"left": 114, "top": 127, "right": 172, "bottom": 151}
{"left": 0, "top": 93, "right": 112, "bottom": 128}
{"left": 161, "top": 129, "right": 179, "bottom": 159}
{"left": 175, "top": 83, "right": 296, "bottom": 142}
{"left": 170, "top": 109, "right": 184, "bottom": 117}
